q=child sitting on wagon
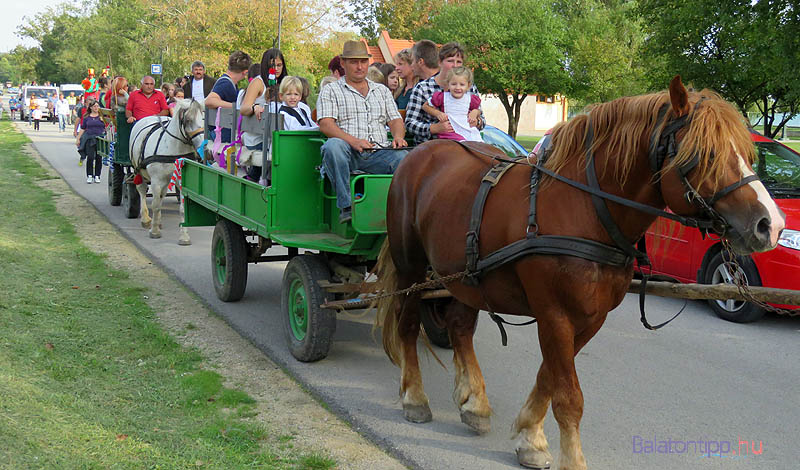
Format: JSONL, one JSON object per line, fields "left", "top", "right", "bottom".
{"left": 278, "top": 76, "right": 317, "bottom": 131}
{"left": 421, "top": 66, "right": 482, "bottom": 142}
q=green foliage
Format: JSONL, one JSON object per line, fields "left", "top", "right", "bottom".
{"left": 638, "top": 0, "right": 799, "bottom": 138}
{"left": 420, "top": 0, "right": 570, "bottom": 136}
{"left": 560, "top": 0, "right": 649, "bottom": 105}
{"left": 344, "top": 0, "right": 445, "bottom": 42}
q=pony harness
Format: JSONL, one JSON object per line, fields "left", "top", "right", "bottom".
{"left": 132, "top": 117, "right": 199, "bottom": 170}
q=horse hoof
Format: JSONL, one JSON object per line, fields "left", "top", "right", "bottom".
{"left": 178, "top": 239, "right": 192, "bottom": 246}
{"left": 149, "top": 232, "right": 162, "bottom": 239}
{"left": 403, "top": 403, "right": 432, "bottom": 423}
{"left": 516, "top": 447, "right": 552, "bottom": 469}
{"left": 460, "top": 410, "right": 491, "bottom": 434}
{"left": 141, "top": 221, "right": 151, "bottom": 229}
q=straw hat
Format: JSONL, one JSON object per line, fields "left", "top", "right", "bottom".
{"left": 340, "top": 40, "right": 372, "bottom": 59}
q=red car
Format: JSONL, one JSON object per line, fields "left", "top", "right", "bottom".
{"left": 645, "top": 131, "right": 800, "bottom": 322}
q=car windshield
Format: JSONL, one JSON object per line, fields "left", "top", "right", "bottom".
{"left": 27, "top": 89, "right": 53, "bottom": 99}
{"left": 481, "top": 126, "right": 527, "bottom": 158}
{"left": 753, "top": 141, "right": 800, "bottom": 195}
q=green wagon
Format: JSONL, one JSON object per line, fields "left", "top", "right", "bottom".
{"left": 181, "top": 127, "right": 399, "bottom": 361}
{"left": 97, "top": 109, "right": 143, "bottom": 217}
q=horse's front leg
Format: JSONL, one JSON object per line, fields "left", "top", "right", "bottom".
{"left": 396, "top": 286, "right": 432, "bottom": 423}
{"left": 136, "top": 180, "right": 151, "bottom": 229}
{"left": 177, "top": 190, "right": 191, "bottom": 246}
{"left": 447, "top": 301, "right": 491, "bottom": 434}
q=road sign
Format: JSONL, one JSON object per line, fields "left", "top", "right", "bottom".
{"left": 151, "top": 64, "right": 162, "bottom": 75}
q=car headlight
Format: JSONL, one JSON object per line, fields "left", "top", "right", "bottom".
{"left": 778, "top": 229, "right": 800, "bottom": 251}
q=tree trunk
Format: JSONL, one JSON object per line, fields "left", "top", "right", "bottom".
{"left": 498, "top": 94, "right": 515, "bottom": 137}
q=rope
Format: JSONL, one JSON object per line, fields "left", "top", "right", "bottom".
{"left": 326, "top": 270, "right": 469, "bottom": 311}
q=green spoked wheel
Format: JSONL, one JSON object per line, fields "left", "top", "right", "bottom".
{"left": 281, "top": 255, "right": 336, "bottom": 362}
{"left": 211, "top": 219, "right": 248, "bottom": 302}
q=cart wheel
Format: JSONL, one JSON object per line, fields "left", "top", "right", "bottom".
{"left": 703, "top": 251, "right": 765, "bottom": 323}
{"left": 282, "top": 255, "right": 336, "bottom": 362}
{"left": 108, "top": 164, "right": 123, "bottom": 206}
{"left": 420, "top": 298, "right": 452, "bottom": 349}
{"left": 211, "top": 219, "right": 248, "bottom": 302}
{"left": 122, "top": 182, "right": 140, "bottom": 219}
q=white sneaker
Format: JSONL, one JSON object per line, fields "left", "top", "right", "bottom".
{"left": 94, "top": 176, "right": 101, "bottom": 183}
{"left": 87, "top": 176, "right": 93, "bottom": 184}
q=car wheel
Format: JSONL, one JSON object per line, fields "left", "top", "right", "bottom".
{"left": 703, "top": 251, "right": 766, "bottom": 323}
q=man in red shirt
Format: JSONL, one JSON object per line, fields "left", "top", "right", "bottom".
{"left": 126, "top": 76, "right": 169, "bottom": 123}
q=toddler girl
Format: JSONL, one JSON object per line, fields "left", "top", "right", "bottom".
{"left": 422, "top": 66, "right": 482, "bottom": 142}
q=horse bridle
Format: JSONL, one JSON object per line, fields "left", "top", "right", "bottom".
{"left": 648, "top": 99, "right": 760, "bottom": 238}
{"left": 164, "top": 107, "right": 204, "bottom": 146}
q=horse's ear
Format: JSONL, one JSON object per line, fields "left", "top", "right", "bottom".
{"left": 668, "top": 75, "right": 690, "bottom": 117}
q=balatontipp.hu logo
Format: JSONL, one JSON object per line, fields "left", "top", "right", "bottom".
{"left": 632, "top": 435, "right": 763, "bottom": 458}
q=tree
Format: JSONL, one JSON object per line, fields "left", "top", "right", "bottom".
{"left": 344, "top": 0, "right": 447, "bottom": 42}
{"left": 420, "top": 0, "right": 571, "bottom": 137}
{"left": 639, "top": 0, "right": 800, "bottom": 138}
{"left": 559, "top": 0, "right": 648, "bottom": 106}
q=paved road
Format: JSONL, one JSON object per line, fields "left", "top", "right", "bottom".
{"left": 18, "top": 120, "right": 800, "bottom": 470}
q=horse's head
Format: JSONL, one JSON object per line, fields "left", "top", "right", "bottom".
{"left": 173, "top": 98, "right": 205, "bottom": 149}
{"left": 657, "top": 76, "right": 785, "bottom": 254}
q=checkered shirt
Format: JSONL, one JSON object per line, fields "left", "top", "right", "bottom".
{"left": 316, "top": 77, "right": 402, "bottom": 147}
{"left": 404, "top": 75, "right": 482, "bottom": 143}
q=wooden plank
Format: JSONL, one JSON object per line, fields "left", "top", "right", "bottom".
{"left": 319, "top": 280, "right": 800, "bottom": 311}
{"left": 628, "top": 280, "right": 800, "bottom": 306}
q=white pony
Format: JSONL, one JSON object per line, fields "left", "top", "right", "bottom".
{"left": 129, "top": 98, "right": 204, "bottom": 243}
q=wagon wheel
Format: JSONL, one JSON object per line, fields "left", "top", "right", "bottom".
{"left": 420, "top": 298, "right": 453, "bottom": 349}
{"left": 108, "top": 163, "right": 123, "bottom": 206}
{"left": 121, "top": 182, "right": 140, "bottom": 218}
{"left": 281, "top": 255, "right": 336, "bottom": 362}
{"left": 211, "top": 219, "right": 248, "bottom": 302}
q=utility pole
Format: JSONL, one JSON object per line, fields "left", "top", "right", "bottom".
{"left": 277, "top": 0, "right": 282, "bottom": 51}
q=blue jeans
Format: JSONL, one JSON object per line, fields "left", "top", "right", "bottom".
{"left": 58, "top": 114, "right": 67, "bottom": 131}
{"left": 321, "top": 138, "right": 408, "bottom": 209}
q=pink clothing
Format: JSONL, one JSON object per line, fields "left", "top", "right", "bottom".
{"left": 428, "top": 91, "right": 482, "bottom": 141}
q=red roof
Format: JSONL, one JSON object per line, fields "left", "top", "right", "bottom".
{"left": 380, "top": 31, "right": 415, "bottom": 62}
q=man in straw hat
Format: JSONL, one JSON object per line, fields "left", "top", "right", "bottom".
{"left": 317, "top": 40, "right": 409, "bottom": 223}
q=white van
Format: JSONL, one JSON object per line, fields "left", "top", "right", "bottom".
{"left": 21, "top": 85, "right": 59, "bottom": 120}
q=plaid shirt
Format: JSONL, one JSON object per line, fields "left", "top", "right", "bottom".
{"left": 316, "top": 77, "right": 402, "bottom": 147}
{"left": 404, "top": 75, "right": 482, "bottom": 143}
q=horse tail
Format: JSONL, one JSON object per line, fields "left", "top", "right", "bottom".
{"left": 372, "top": 238, "right": 404, "bottom": 367}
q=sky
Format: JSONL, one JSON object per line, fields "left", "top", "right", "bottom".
{"left": 1, "top": 0, "right": 61, "bottom": 53}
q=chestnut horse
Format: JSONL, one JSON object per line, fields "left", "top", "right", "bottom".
{"left": 372, "top": 77, "right": 785, "bottom": 469}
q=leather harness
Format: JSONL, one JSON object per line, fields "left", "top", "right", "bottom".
{"left": 131, "top": 113, "right": 202, "bottom": 171}
{"left": 459, "top": 99, "right": 760, "bottom": 334}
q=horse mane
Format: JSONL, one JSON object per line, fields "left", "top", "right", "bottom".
{"left": 544, "top": 89, "right": 755, "bottom": 188}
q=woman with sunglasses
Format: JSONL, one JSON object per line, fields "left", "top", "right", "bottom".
{"left": 75, "top": 100, "right": 106, "bottom": 183}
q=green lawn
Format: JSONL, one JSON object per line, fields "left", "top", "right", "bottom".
{"left": 782, "top": 141, "right": 800, "bottom": 153}
{"left": 514, "top": 135, "right": 542, "bottom": 152}
{"left": 0, "top": 117, "right": 334, "bottom": 470}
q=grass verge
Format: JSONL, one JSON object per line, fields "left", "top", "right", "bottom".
{"left": 0, "top": 117, "right": 335, "bottom": 469}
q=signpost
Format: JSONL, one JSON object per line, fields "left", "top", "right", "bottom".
{"left": 151, "top": 64, "right": 162, "bottom": 87}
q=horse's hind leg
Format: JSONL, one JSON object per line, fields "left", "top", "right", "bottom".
{"left": 149, "top": 176, "right": 169, "bottom": 239}
{"left": 396, "top": 284, "right": 433, "bottom": 423}
{"left": 447, "top": 302, "right": 491, "bottom": 434}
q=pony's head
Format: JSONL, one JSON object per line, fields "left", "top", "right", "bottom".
{"left": 656, "top": 76, "right": 785, "bottom": 254}
{"left": 173, "top": 98, "right": 205, "bottom": 149}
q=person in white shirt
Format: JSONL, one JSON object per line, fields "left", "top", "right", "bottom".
{"left": 55, "top": 94, "right": 71, "bottom": 132}
{"left": 181, "top": 60, "right": 215, "bottom": 104}
{"left": 278, "top": 76, "right": 318, "bottom": 131}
